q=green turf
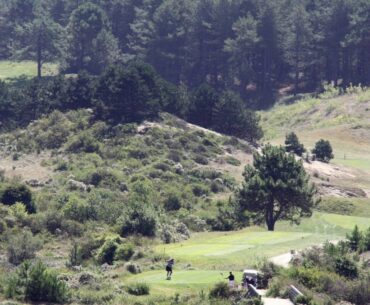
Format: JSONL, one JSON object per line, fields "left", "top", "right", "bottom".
{"left": 125, "top": 212, "right": 370, "bottom": 294}
{"left": 0, "top": 60, "right": 58, "bottom": 80}
{"left": 125, "top": 270, "right": 243, "bottom": 295}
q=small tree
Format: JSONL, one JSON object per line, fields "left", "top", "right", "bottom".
{"left": 347, "top": 225, "right": 362, "bottom": 251}
{"left": 312, "top": 139, "right": 334, "bottom": 163}
{"left": 285, "top": 132, "right": 305, "bottom": 156}
{"left": 1, "top": 184, "right": 35, "bottom": 213}
{"left": 237, "top": 144, "right": 318, "bottom": 231}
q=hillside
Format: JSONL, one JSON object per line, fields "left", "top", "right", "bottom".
{"left": 260, "top": 89, "right": 370, "bottom": 200}
{"left": 0, "top": 90, "right": 370, "bottom": 305}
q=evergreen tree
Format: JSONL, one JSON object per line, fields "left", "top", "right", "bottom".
{"left": 212, "top": 91, "right": 262, "bottom": 142}
{"left": 283, "top": 3, "right": 313, "bottom": 95}
{"left": 224, "top": 14, "right": 259, "bottom": 99}
{"left": 312, "top": 139, "right": 334, "bottom": 163}
{"left": 65, "top": 2, "right": 120, "bottom": 74}
{"left": 14, "top": 10, "right": 65, "bottom": 78}
{"left": 238, "top": 144, "right": 317, "bottom": 231}
{"left": 285, "top": 132, "right": 305, "bottom": 156}
{"left": 188, "top": 84, "right": 219, "bottom": 128}
{"left": 346, "top": 225, "right": 362, "bottom": 251}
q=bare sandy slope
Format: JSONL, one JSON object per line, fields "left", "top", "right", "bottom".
{"left": 0, "top": 153, "right": 53, "bottom": 184}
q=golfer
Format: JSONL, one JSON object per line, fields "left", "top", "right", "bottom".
{"left": 166, "top": 258, "right": 175, "bottom": 279}
{"left": 226, "top": 271, "right": 235, "bottom": 288}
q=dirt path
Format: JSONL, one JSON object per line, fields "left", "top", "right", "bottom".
{"left": 262, "top": 297, "right": 294, "bottom": 305}
{"left": 270, "top": 253, "right": 293, "bottom": 268}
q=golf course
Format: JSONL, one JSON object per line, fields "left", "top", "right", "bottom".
{"left": 122, "top": 91, "right": 370, "bottom": 298}
{"left": 124, "top": 211, "right": 370, "bottom": 295}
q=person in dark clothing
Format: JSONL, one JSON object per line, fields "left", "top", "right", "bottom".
{"left": 166, "top": 258, "right": 174, "bottom": 279}
{"left": 226, "top": 271, "right": 235, "bottom": 288}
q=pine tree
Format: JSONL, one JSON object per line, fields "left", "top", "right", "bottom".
{"left": 224, "top": 14, "right": 259, "bottom": 98}
{"left": 285, "top": 132, "right": 305, "bottom": 156}
{"left": 312, "top": 139, "right": 334, "bottom": 163}
{"left": 13, "top": 9, "right": 65, "bottom": 78}
{"left": 65, "top": 2, "right": 120, "bottom": 74}
{"left": 283, "top": 3, "right": 313, "bottom": 95}
{"left": 238, "top": 144, "right": 317, "bottom": 231}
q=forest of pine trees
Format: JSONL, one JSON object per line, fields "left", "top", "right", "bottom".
{"left": 1, "top": 0, "right": 369, "bottom": 109}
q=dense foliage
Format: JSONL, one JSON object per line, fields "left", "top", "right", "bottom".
{"left": 5, "top": 261, "right": 69, "bottom": 303}
{"left": 1, "top": 0, "right": 370, "bottom": 107}
{"left": 0, "top": 62, "right": 262, "bottom": 142}
{"left": 285, "top": 132, "right": 305, "bottom": 156}
{"left": 312, "top": 139, "right": 334, "bottom": 163}
{"left": 237, "top": 144, "right": 317, "bottom": 230}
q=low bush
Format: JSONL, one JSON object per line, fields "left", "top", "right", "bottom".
{"left": 63, "top": 195, "right": 95, "bottom": 222}
{"left": 164, "top": 192, "right": 182, "bottom": 211}
{"left": 225, "top": 156, "right": 241, "bottom": 166}
{"left": 96, "top": 239, "right": 118, "bottom": 265}
{"left": 335, "top": 257, "right": 358, "bottom": 279}
{"left": 7, "top": 229, "right": 42, "bottom": 265}
{"left": 194, "top": 155, "right": 209, "bottom": 165}
{"left": 192, "top": 184, "right": 209, "bottom": 197}
{"left": 115, "top": 243, "right": 135, "bottom": 261}
{"left": 1, "top": 184, "right": 35, "bottom": 213}
{"left": 67, "top": 132, "right": 101, "bottom": 153}
{"left": 6, "top": 261, "right": 69, "bottom": 303}
{"left": 127, "top": 283, "right": 150, "bottom": 295}
{"left": 117, "top": 202, "right": 157, "bottom": 237}
{"left": 209, "top": 282, "right": 230, "bottom": 299}
{"left": 125, "top": 262, "right": 141, "bottom": 274}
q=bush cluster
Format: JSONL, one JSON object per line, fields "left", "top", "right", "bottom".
{"left": 5, "top": 261, "right": 69, "bottom": 303}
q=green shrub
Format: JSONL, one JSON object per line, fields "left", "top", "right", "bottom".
{"left": 192, "top": 184, "right": 209, "bottom": 197}
{"left": 127, "top": 283, "right": 150, "bottom": 295}
{"left": 6, "top": 261, "right": 69, "bottom": 303}
{"left": 117, "top": 202, "right": 157, "bottom": 237}
{"left": 7, "top": 230, "right": 42, "bottom": 265}
{"left": 225, "top": 156, "right": 241, "bottom": 166}
{"left": 290, "top": 267, "right": 322, "bottom": 289}
{"left": 194, "top": 155, "right": 209, "bottom": 165}
{"left": 63, "top": 195, "right": 95, "bottom": 222}
{"left": 164, "top": 192, "right": 182, "bottom": 211}
{"left": 209, "top": 282, "right": 230, "bottom": 299}
{"left": 96, "top": 239, "right": 118, "bottom": 265}
{"left": 335, "top": 257, "right": 358, "bottom": 279}
{"left": 346, "top": 225, "right": 362, "bottom": 251}
{"left": 1, "top": 184, "right": 35, "bottom": 213}
{"left": 115, "top": 243, "right": 135, "bottom": 261}
{"left": 67, "top": 132, "right": 101, "bottom": 153}
{"left": 125, "top": 262, "right": 141, "bottom": 274}
{"left": 0, "top": 219, "right": 7, "bottom": 233}
{"left": 312, "top": 139, "right": 334, "bottom": 163}
{"left": 68, "top": 242, "right": 82, "bottom": 267}
{"left": 285, "top": 132, "right": 305, "bottom": 156}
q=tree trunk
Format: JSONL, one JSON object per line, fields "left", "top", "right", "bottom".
{"left": 266, "top": 199, "right": 275, "bottom": 231}
{"left": 267, "top": 221, "right": 275, "bottom": 231}
{"left": 37, "top": 35, "right": 42, "bottom": 79}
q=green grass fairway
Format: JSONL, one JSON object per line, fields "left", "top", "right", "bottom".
{"left": 125, "top": 212, "right": 370, "bottom": 294}
{"left": 125, "top": 270, "right": 243, "bottom": 295}
{"left": 0, "top": 60, "right": 58, "bottom": 80}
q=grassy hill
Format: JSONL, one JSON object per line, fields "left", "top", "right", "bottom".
{"left": 0, "top": 65, "right": 370, "bottom": 304}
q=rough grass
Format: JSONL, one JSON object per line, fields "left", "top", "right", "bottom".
{"left": 0, "top": 60, "right": 58, "bottom": 81}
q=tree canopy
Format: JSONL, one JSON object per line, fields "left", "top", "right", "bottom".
{"left": 1, "top": 0, "right": 370, "bottom": 108}
{"left": 237, "top": 144, "right": 318, "bottom": 231}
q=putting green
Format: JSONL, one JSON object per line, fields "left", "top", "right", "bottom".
{"left": 125, "top": 270, "right": 243, "bottom": 295}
